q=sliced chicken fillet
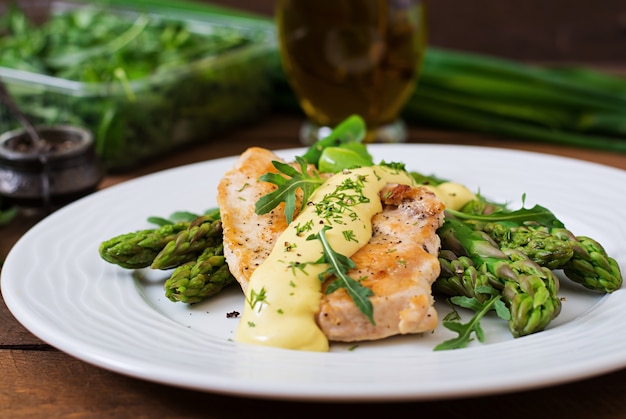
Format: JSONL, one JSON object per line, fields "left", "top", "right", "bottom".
{"left": 217, "top": 147, "right": 319, "bottom": 291}
{"left": 216, "top": 147, "right": 291, "bottom": 291}
{"left": 317, "top": 184, "right": 445, "bottom": 342}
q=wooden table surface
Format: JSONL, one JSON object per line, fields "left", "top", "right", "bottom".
{"left": 1, "top": 113, "right": 626, "bottom": 418}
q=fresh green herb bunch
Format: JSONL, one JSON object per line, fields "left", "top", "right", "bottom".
{"left": 0, "top": 4, "right": 251, "bottom": 82}
{"left": 0, "top": 4, "right": 273, "bottom": 170}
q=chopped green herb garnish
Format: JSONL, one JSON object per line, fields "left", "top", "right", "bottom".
{"left": 288, "top": 261, "right": 309, "bottom": 276}
{"left": 314, "top": 174, "right": 369, "bottom": 225}
{"left": 246, "top": 287, "right": 268, "bottom": 312}
{"left": 342, "top": 230, "right": 358, "bottom": 243}
{"left": 295, "top": 219, "right": 314, "bottom": 236}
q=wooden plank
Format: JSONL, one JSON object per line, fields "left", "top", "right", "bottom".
{"left": 0, "top": 292, "right": 46, "bottom": 347}
{"left": 2, "top": 349, "right": 626, "bottom": 418}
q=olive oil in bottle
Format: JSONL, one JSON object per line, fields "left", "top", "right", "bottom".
{"left": 276, "top": 0, "right": 427, "bottom": 143}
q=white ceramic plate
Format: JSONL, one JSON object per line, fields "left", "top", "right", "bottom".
{"left": 2, "top": 144, "right": 626, "bottom": 402}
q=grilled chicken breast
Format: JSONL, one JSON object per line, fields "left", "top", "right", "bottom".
{"left": 318, "top": 183, "right": 444, "bottom": 341}
{"left": 217, "top": 147, "right": 445, "bottom": 342}
{"left": 216, "top": 147, "right": 292, "bottom": 291}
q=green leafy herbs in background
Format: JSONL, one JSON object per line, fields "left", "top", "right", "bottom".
{"left": 0, "top": 2, "right": 273, "bottom": 170}
{"left": 0, "top": 3, "right": 254, "bottom": 84}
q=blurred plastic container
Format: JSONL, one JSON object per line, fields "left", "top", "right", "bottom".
{"left": 0, "top": 0, "right": 276, "bottom": 171}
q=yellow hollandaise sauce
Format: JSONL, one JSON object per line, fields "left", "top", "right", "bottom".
{"left": 423, "top": 182, "right": 476, "bottom": 211}
{"left": 236, "top": 165, "right": 415, "bottom": 351}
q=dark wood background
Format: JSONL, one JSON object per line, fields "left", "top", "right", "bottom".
{"left": 206, "top": 0, "right": 626, "bottom": 63}
{"left": 2, "top": 0, "right": 625, "bottom": 63}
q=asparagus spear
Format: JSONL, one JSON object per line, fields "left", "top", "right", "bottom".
{"left": 437, "top": 218, "right": 562, "bottom": 337}
{"left": 435, "top": 249, "right": 502, "bottom": 303}
{"left": 460, "top": 212, "right": 622, "bottom": 293}
{"left": 467, "top": 221, "right": 574, "bottom": 270}
{"left": 501, "top": 248, "right": 561, "bottom": 337}
{"left": 99, "top": 222, "right": 189, "bottom": 269}
{"left": 151, "top": 213, "right": 223, "bottom": 270}
{"left": 164, "top": 244, "right": 235, "bottom": 304}
{"left": 562, "top": 235, "right": 623, "bottom": 293}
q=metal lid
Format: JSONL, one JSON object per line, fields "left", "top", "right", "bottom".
{"left": 0, "top": 125, "right": 95, "bottom": 167}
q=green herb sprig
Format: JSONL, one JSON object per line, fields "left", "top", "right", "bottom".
{"left": 435, "top": 288, "right": 510, "bottom": 351}
{"left": 447, "top": 203, "right": 565, "bottom": 228}
{"left": 254, "top": 156, "right": 324, "bottom": 224}
{"left": 147, "top": 208, "right": 219, "bottom": 226}
{"left": 309, "top": 226, "right": 375, "bottom": 324}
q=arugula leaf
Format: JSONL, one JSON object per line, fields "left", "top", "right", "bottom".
{"left": 309, "top": 226, "right": 375, "bottom": 324}
{"left": 409, "top": 170, "right": 448, "bottom": 186}
{"left": 447, "top": 204, "right": 565, "bottom": 228}
{"left": 146, "top": 208, "right": 218, "bottom": 226}
{"left": 301, "top": 115, "right": 366, "bottom": 166}
{"left": 317, "top": 145, "right": 373, "bottom": 173}
{"left": 254, "top": 156, "right": 324, "bottom": 224}
{"left": 379, "top": 161, "right": 407, "bottom": 172}
{"left": 434, "top": 294, "right": 510, "bottom": 351}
